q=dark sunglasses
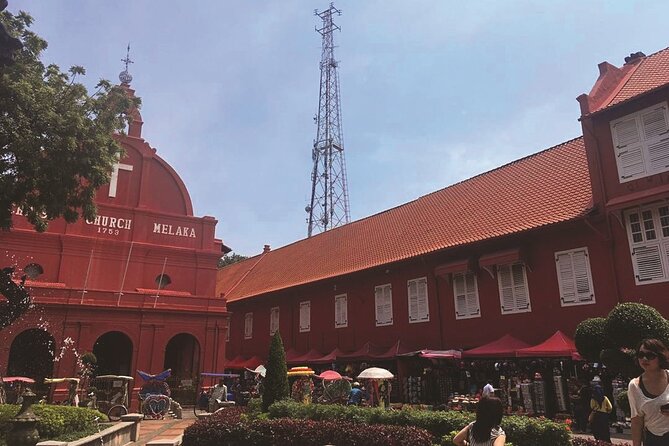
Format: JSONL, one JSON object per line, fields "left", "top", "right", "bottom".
{"left": 637, "top": 351, "right": 659, "bottom": 360}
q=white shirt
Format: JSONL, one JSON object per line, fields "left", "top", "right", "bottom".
{"left": 628, "top": 371, "right": 669, "bottom": 436}
{"left": 482, "top": 383, "right": 495, "bottom": 397}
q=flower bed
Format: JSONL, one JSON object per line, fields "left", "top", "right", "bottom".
{"left": 182, "top": 406, "right": 434, "bottom": 446}
{"left": 0, "top": 403, "right": 106, "bottom": 445}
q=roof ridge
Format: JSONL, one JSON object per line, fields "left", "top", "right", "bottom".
{"left": 221, "top": 251, "right": 269, "bottom": 298}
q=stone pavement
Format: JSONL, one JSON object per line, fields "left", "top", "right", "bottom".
{"left": 132, "top": 412, "right": 195, "bottom": 446}
{"left": 571, "top": 429, "right": 632, "bottom": 445}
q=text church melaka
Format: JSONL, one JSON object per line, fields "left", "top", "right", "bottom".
{"left": 0, "top": 81, "right": 230, "bottom": 406}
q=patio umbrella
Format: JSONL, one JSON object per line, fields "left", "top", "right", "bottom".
{"left": 246, "top": 365, "right": 266, "bottom": 378}
{"left": 357, "top": 367, "right": 394, "bottom": 380}
{"left": 287, "top": 366, "right": 315, "bottom": 377}
{"left": 2, "top": 377, "right": 35, "bottom": 383}
{"left": 317, "top": 370, "right": 343, "bottom": 381}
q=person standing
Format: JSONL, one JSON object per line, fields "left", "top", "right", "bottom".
{"left": 482, "top": 380, "right": 495, "bottom": 398}
{"left": 453, "top": 396, "right": 506, "bottom": 446}
{"left": 590, "top": 384, "right": 612, "bottom": 442}
{"left": 348, "top": 381, "right": 363, "bottom": 406}
{"left": 628, "top": 339, "right": 669, "bottom": 446}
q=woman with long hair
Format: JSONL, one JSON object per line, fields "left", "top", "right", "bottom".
{"left": 590, "top": 383, "right": 612, "bottom": 442}
{"left": 453, "top": 396, "right": 506, "bottom": 446}
{"left": 628, "top": 338, "right": 669, "bottom": 446}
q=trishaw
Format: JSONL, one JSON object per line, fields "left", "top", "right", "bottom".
{"left": 43, "top": 377, "right": 80, "bottom": 405}
{"left": 1, "top": 376, "right": 35, "bottom": 404}
{"left": 193, "top": 372, "right": 239, "bottom": 417}
{"left": 90, "top": 375, "right": 133, "bottom": 420}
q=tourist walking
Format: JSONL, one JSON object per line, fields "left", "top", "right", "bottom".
{"left": 628, "top": 339, "right": 669, "bottom": 446}
{"left": 590, "top": 383, "right": 612, "bottom": 442}
{"left": 453, "top": 396, "right": 506, "bottom": 446}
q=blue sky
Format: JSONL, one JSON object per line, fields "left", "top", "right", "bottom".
{"left": 9, "top": 1, "right": 669, "bottom": 256}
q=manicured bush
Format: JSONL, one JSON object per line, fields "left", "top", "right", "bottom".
{"left": 262, "top": 331, "right": 289, "bottom": 412}
{"left": 182, "top": 408, "right": 434, "bottom": 446}
{"left": 605, "top": 303, "right": 669, "bottom": 349}
{"left": 575, "top": 317, "right": 607, "bottom": 361}
{"left": 0, "top": 404, "right": 105, "bottom": 442}
{"left": 264, "top": 401, "right": 570, "bottom": 446}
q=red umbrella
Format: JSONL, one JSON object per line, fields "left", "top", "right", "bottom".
{"left": 2, "top": 376, "right": 35, "bottom": 383}
{"left": 317, "top": 370, "right": 343, "bottom": 381}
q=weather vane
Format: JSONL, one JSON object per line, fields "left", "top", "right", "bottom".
{"left": 119, "top": 43, "right": 133, "bottom": 84}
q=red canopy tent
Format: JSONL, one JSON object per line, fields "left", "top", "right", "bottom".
{"left": 515, "top": 330, "right": 582, "bottom": 360}
{"left": 337, "top": 342, "right": 388, "bottom": 361}
{"left": 242, "top": 356, "right": 264, "bottom": 369}
{"left": 225, "top": 355, "right": 249, "bottom": 369}
{"left": 284, "top": 348, "right": 302, "bottom": 363}
{"left": 374, "top": 340, "right": 415, "bottom": 359}
{"left": 287, "top": 348, "right": 324, "bottom": 364}
{"left": 463, "top": 334, "right": 531, "bottom": 358}
{"left": 311, "top": 347, "right": 347, "bottom": 364}
{"left": 419, "top": 349, "right": 462, "bottom": 359}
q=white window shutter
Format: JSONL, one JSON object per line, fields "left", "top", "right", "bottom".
{"left": 612, "top": 116, "right": 646, "bottom": 181}
{"left": 270, "top": 307, "right": 279, "bottom": 334}
{"left": 244, "top": 313, "right": 253, "bottom": 339}
{"left": 375, "top": 284, "right": 392, "bottom": 326}
{"left": 511, "top": 264, "right": 530, "bottom": 310}
{"left": 417, "top": 278, "right": 428, "bottom": 321}
{"left": 641, "top": 106, "right": 669, "bottom": 139}
{"left": 556, "top": 253, "right": 577, "bottom": 303}
{"left": 498, "top": 265, "right": 515, "bottom": 313}
{"left": 384, "top": 285, "right": 393, "bottom": 325}
{"left": 464, "top": 272, "right": 480, "bottom": 316}
{"left": 408, "top": 280, "right": 419, "bottom": 322}
{"left": 633, "top": 244, "right": 665, "bottom": 282}
{"left": 572, "top": 250, "right": 593, "bottom": 302}
{"left": 299, "top": 301, "right": 311, "bottom": 332}
{"left": 556, "top": 248, "right": 594, "bottom": 305}
{"left": 454, "top": 274, "right": 468, "bottom": 318}
{"left": 335, "top": 294, "right": 347, "bottom": 328}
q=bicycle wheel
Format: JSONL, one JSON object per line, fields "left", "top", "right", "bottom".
{"left": 107, "top": 404, "right": 128, "bottom": 421}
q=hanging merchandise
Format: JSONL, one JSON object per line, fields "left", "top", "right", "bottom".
{"left": 520, "top": 382, "right": 534, "bottom": 414}
{"left": 404, "top": 376, "right": 422, "bottom": 404}
{"left": 533, "top": 373, "right": 546, "bottom": 415}
{"left": 554, "top": 375, "right": 568, "bottom": 412}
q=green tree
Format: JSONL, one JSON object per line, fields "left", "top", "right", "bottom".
{"left": 262, "top": 331, "right": 289, "bottom": 411}
{"left": 0, "top": 9, "right": 139, "bottom": 232}
{"left": 574, "top": 317, "right": 606, "bottom": 361}
{"left": 605, "top": 302, "right": 669, "bottom": 348}
{"left": 218, "top": 252, "right": 248, "bottom": 268}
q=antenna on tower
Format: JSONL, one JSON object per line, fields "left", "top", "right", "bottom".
{"left": 306, "top": 3, "right": 350, "bottom": 237}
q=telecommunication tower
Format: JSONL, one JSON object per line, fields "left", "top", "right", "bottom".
{"left": 306, "top": 3, "right": 350, "bottom": 237}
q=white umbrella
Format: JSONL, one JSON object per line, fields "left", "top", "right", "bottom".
{"left": 245, "top": 365, "right": 266, "bottom": 378}
{"left": 357, "top": 367, "right": 394, "bottom": 380}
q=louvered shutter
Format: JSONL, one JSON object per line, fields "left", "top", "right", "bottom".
{"left": 556, "top": 252, "right": 577, "bottom": 304}
{"left": 375, "top": 284, "right": 392, "bottom": 326}
{"left": 454, "top": 274, "right": 468, "bottom": 318}
{"left": 642, "top": 106, "right": 669, "bottom": 172}
{"left": 511, "top": 264, "right": 530, "bottom": 310}
{"left": 270, "top": 307, "right": 279, "bottom": 334}
{"left": 612, "top": 116, "right": 646, "bottom": 181}
{"left": 408, "top": 280, "right": 419, "bottom": 322}
{"left": 384, "top": 285, "right": 393, "bottom": 325}
{"left": 416, "top": 278, "right": 429, "bottom": 321}
{"left": 244, "top": 313, "right": 253, "bottom": 339}
{"left": 498, "top": 265, "right": 515, "bottom": 313}
{"left": 572, "top": 250, "right": 594, "bottom": 302}
{"left": 299, "top": 301, "right": 311, "bottom": 332}
{"left": 464, "top": 272, "right": 480, "bottom": 316}
{"left": 335, "top": 294, "right": 347, "bottom": 328}
{"left": 633, "top": 245, "right": 665, "bottom": 282}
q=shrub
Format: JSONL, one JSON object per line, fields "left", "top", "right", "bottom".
{"left": 605, "top": 303, "right": 669, "bottom": 349}
{"left": 182, "top": 412, "right": 434, "bottom": 446}
{"left": 600, "top": 348, "right": 639, "bottom": 376}
{"left": 575, "top": 317, "right": 607, "bottom": 361}
{"left": 265, "top": 401, "right": 570, "bottom": 446}
{"left": 0, "top": 404, "right": 105, "bottom": 442}
{"left": 615, "top": 390, "right": 631, "bottom": 417}
{"left": 262, "top": 331, "right": 289, "bottom": 412}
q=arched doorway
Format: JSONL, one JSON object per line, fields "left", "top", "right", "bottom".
{"left": 164, "top": 333, "right": 200, "bottom": 380}
{"left": 7, "top": 328, "right": 55, "bottom": 382}
{"left": 93, "top": 331, "right": 133, "bottom": 376}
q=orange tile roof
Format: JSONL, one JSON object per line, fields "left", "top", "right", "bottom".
{"left": 217, "top": 137, "right": 592, "bottom": 302}
{"left": 589, "top": 46, "right": 669, "bottom": 115}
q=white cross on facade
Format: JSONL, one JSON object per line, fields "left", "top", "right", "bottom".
{"left": 109, "top": 162, "right": 134, "bottom": 198}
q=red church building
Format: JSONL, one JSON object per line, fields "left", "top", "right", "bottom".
{"left": 218, "top": 47, "right": 669, "bottom": 388}
{"left": 0, "top": 81, "right": 230, "bottom": 404}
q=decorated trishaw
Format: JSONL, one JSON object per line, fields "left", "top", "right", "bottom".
{"left": 1, "top": 376, "right": 34, "bottom": 404}
{"left": 90, "top": 375, "right": 133, "bottom": 420}
{"left": 193, "top": 372, "right": 239, "bottom": 418}
{"left": 138, "top": 369, "right": 183, "bottom": 419}
{"left": 287, "top": 366, "right": 315, "bottom": 404}
{"left": 43, "top": 377, "right": 80, "bottom": 406}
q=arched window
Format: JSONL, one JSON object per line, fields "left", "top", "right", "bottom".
{"left": 155, "top": 274, "right": 171, "bottom": 290}
{"left": 23, "top": 263, "right": 43, "bottom": 279}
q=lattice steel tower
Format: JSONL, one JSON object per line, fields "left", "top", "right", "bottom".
{"left": 306, "top": 3, "right": 350, "bottom": 237}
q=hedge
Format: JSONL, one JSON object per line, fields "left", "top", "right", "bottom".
{"left": 182, "top": 406, "right": 434, "bottom": 446}
{"left": 264, "top": 401, "right": 570, "bottom": 446}
{"left": 0, "top": 404, "right": 106, "bottom": 443}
